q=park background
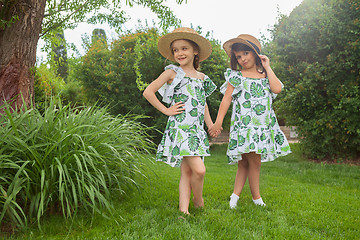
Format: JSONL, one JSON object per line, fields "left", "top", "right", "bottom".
{"left": 0, "top": 0, "right": 359, "bottom": 239}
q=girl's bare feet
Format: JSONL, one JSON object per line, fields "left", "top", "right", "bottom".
{"left": 192, "top": 197, "right": 204, "bottom": 208}
{"left": 178, "top": 210, "right": 190, "bottom": 220}
{"left": 180, "top": 210, "right": 190, "bottom": 215}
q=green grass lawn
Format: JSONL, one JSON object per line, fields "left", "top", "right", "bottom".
{"left": 7, "top": 144, "right": 360, "bottom": 239}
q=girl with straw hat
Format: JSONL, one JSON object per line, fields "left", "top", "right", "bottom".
{"left": 209, "top": 34, "right": 291, "bottom": 209}
{"left": 143, "top": 27, "right": 220, "bottom": 215}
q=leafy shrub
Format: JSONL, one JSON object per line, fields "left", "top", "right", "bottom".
{"left": 76, "top": 26, "right": 230, "bottom": 142}
{"left": 76, "top": 27, "right": 168, "bottom": 142}
{"left": 34, "top": 63, "right": 65, "bottom": 104}
{"left": 265, "top": 0, "right": 360, "bottom": 159}
{"left": 200, "top": 37, "right": 231, "bottom": 130}
{"left": 0, "top": 99, "right": 153, "bottom": 229}
{"left": 34, "top": 61, "right": 87, "bottom": 110}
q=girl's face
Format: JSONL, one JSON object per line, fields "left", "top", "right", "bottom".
{"left": 171, "top": 39, "right": 198, "bottom": 67}
{"left": 233, "top": 50, "right": 257, "bottom": 70}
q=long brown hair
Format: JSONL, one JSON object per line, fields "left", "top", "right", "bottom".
{"left": 171, "top": 39, "right": 200, "bottom": 70}
{"left": 230, "top": 43, "right": 265, "bottom": 74}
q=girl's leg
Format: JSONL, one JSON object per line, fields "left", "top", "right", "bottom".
{"left": 179, "top": 161, "right": 192, "bottom": 214}
{"left": 233, "top": 157, "right": 249, "bottom": 196}
{"left": 182, "top": 156, "right": 206, "bottom": 208}
{"left": 246, "top": 152, "right": 262, "bottom": 200}
{"left": 230, "top": 156, "right": 249, "bottom": 208}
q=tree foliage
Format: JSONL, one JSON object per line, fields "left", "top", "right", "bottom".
{"left": 0, "top": 0, "right": 186, "bottom": 109}
{"left": 51, "top": 29, "right": 68, "bottom": 80}
{"left": 265, "top": 0, "right": 360, "bottom": 159}
{"left": 39, "top": 0, "right": 184, "bottom": 52}
{"left": 92, "top": 28, "right": 107, "bottom": 44}
{"left": 41, "top": 0, "right": 184, "bottom": 34}
{"left": 75, "top": 26, "right": 229, "bottom": 141}
{"left": 75, "top": 27, "right": 166, "bottom": 140}
{"left": 199, "top": 32, "right": 231, "bottom": 129}
{"left": 34, "top": 63, "right": 65, "bottom": 105}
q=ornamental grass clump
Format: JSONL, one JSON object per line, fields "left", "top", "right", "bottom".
{"left": 0, "top": 99, "right": 153, "bottom": 229}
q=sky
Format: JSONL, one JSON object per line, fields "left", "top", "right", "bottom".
{"left": 37, "top": 0, "right": 303, "bottom": 61}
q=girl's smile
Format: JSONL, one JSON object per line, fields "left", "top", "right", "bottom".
{"left": 171, "top": 39, "right": 198, "bottom": 66}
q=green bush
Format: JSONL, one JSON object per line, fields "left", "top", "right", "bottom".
{"left": 34, "top": 60, "right": 87, "bottom": 109}
{"left": 76, "top": 27, "right": 230, "bottom": 141}
{"left": 34, "top": 63, "right": 65, "bottom": 105}
{"left": 0, "top": 99, "right": 153, "bottom": 229}
{"left": 60, "top": 57, "right": 88, "bottom": 106}
{"left": 200, "top": 36, "right": 231, "bottom": 130}
{"left": 76, "top": 28, "right": 168, "bottom": 141}
{"left": 265, "top": 0, "right": 360, "bottom": 159}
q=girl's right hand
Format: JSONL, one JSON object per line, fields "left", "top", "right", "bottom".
{"left": 165, "top": 101, "right": 185, "bottom": 116}
{"left": 208, "top": 122, "right": 223, "bottom": 138}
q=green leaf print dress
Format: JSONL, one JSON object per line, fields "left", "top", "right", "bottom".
{"left": 220, "top": 69, "right": 291, "bottom": 163}
{"left": 156, "top": 65, "right": 217, "bottom": 167}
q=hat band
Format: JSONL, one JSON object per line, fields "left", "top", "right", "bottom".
{"left": 246, "top": 40, "right": 260, "bottom": 54}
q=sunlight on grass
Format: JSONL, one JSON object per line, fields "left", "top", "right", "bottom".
{"left": 0, "top": 99, "right": 153, "bottom": 232}
{"left": 7, "top": 143, "right": 360, "bottom": 239}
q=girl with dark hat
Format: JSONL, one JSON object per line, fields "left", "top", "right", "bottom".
{"left": 209, "top": 34, "right": 291, "bottom": 209}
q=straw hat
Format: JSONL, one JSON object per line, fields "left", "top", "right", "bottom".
{"left": 223, "top": 34, "right": 261, "bottom": 58}
{"left": 158, "top": 27, "right": 212, "bottom": 62}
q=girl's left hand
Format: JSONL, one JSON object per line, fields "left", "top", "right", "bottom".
{"left": 259, "top": 55, "right": 270, "bottom": 69}
{"left": 208, "top": 122, "right": 222, "bottom": 138}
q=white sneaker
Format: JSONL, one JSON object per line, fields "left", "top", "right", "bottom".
{"left": 229, "top": 193, "right": 239, "bottom": 209}
{"left": 253, "top": 197, "right": 266, "bottom": 206}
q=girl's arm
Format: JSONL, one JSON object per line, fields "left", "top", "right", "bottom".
{"left": 143, "top": 70, "right": 185, "bottom": 116}
{"left": 259, "top": 55, "right": 282, "bottom": 94}
{"left": 205, "top": 104, "right": 222, "bottom": 138}
{"left": 208, "top": 83, "right": 234, "bottom": 137}
{"left": 204, "top": 104, "right": 214, "bottom": 129}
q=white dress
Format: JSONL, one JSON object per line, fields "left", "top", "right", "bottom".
{"left": 220, "top": 69, "right": 291, "bottom": 163}
{"left": 156, "top": 65, "right": 217, "bottom": 167}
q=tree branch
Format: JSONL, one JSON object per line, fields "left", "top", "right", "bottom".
{"left": 40, "top": 0, "right": 91, "bottom": 37}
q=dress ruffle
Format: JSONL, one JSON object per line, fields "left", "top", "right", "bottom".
{"left": 220, "top": 69, "right": 291, "bottom": 163}
{"left": 203, "top": 75, "right": 217, "bottom": 97}
{"left": 156, "top": 127, "right": 210, "bottom": 167}
{"left": 227, "top": 126, "right": 291, "bottom": 163}
{"left": 220, "top": 68, "right": 284, "bottom": 100}
{"left": 157, "top": 65, "right": 185, "bottom": 104}
{"left": 220, "top": 68, "right": 243, "bottom": 97}
{"left": 155, "top": 65, "right": 216, "bottom": 167}
{"left": 158, "top": 65, "right": 215, "bottom": 104}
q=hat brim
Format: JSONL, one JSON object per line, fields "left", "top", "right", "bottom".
{"left": 158, "top": 32, "right": 212, "bottom": 62}
{"left": 223, "top": 38, "right": 260, "bottom": 58}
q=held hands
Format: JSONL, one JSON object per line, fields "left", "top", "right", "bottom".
{"left": 165, "top": 101, "right": 185, "bottom": 116}
{"left": 208, "top": 122, "right": 223, "bottom": 138}
{"left": 165, "top": 102, "right": 223, "bottom": 138}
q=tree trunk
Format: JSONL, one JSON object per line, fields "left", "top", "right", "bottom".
{"left": 0, "top": 0, "right": 46, "bottom": 109}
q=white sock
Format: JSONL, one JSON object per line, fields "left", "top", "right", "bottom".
{"left": 253, "top": 197, "right": 266, "bottom": 206}
{"left": 229, "top": 193, "right": 239, "bottom": 209}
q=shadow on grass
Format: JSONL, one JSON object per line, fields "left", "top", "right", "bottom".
{"left": 9, "top": 143, "right": 360, "bottom": 240}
